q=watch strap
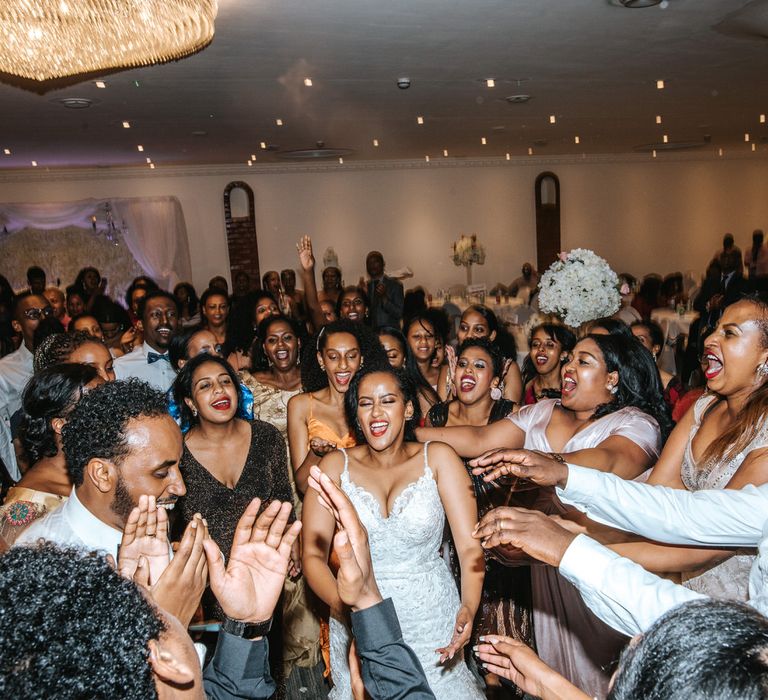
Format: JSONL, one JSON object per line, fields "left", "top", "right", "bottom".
{"left": 221, "top": 615, "right": 272, "bottom": 638}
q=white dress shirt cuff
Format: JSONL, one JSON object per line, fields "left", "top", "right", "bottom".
{"left": 559, "top": 534, "right": 706, "bottom": 637}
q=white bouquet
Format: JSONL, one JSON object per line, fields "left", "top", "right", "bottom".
{"left": 451, "top": 234, "right": 486, "bottom": 267}
{"left": 538, "top": 249, "right": 620, "bottom": 327}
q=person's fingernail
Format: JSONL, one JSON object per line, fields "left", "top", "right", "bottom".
{"left": 478, "top": 636, "right": 486, "bottom": 642}
{"left": 190, "top": 520, "right": 197, "bottom": 529}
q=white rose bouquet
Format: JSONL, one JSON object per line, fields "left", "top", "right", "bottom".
{"left": 538, "top": 248, "right": 620, "bottom": 327}
{"left": 451, "top": 234, "right": 486, "bottom": 267}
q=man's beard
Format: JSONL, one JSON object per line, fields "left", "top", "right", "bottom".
{"left": 111, "top": 472, "right": 138, "bottom": 523}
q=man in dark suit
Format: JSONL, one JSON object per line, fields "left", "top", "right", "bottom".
{"left": 365, "top": 250, "right": 404, "bottom": 329}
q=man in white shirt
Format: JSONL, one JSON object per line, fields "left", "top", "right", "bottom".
{"left": 114, "top": 290, "right": 179, "bottom": 392}
{"left": 17, "top": 379, "right": 186, "bottom": 559}
{"left": 470, "top": 449, "right": 768, "bottom": 638}
{"left": 0, "top": 292, "right": 53, "bottom": 480}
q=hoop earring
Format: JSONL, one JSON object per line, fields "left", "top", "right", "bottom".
{"left": 490, "top": 386, "right": 502, "bottom": 401}
{"left": 191, "top": 406, "right": 198, "bottom": 417}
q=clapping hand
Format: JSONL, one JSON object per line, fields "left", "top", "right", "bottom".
{"left": 437, "top": 605, "right": 473, "bottom": 664}
{"left": 469, "top": 448, "right": 569, "bottom": 487}
{"left": 203, "top": 498, "right": 301, "bottom": 625}
{"left": 307, "top": 465, "right": 382, "bottom": 611}
{"left": 296, "top": 235, "right": 315, "bottom": 272}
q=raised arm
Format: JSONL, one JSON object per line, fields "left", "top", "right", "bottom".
{"left": 416, "top": 417, "right": 524, "bottom": 458}
{"left": 296, "top": 236, "right": 327, "bottom": 332}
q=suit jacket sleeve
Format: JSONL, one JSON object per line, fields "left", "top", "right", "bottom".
{"left": 380, "top": 277, "right": 404, "bottom": 321}
{"left": 203, "top": 632, "right": 276, "bottom": 699}
{"left": 351, "top": 598, "right": 436, "bottom": 699}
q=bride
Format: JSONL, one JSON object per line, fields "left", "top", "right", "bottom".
{"left": 301, "top": 364, "right": 486, "bottom": 699}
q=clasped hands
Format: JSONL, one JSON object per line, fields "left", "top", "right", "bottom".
{"left": 468, "top": 448, "right": 577, "bottom": 568}
{"left": 118, "top": 493, "right": 301, "bottom": 630}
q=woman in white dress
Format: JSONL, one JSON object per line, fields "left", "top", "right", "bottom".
{"left": 302, "top": 364, "right": 486, "bottom": 699}
{"left": 419, "top": 333, "right": 671, "bottom": 697}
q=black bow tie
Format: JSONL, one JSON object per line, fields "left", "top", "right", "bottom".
{"left": 147, "top": 351, "right": 170, "bottom": 364}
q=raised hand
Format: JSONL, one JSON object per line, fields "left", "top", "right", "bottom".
{"left": 472, "top": 507, "right": 576, "bottom": 567}
{"left": 310, "top": 437, "right": 337, "bottom": 457}
{"left": 469, "top": 448, "right": 568, "bottom": 487}
{"left": 474, "top": 635, "right": 589, "bottom": 700}
{"left": 203, "top": 498, "right": 301, "bottom": 624}
{"left": 296, "top": 235, "right": 315, "bottom": 272}
{"left": 436, "top": 604, "right": 473, "bottom": 664}
{"left": 118, "top": 494, "right": 171, "bottom": 584}
{"left": 151, "top": 513, "right": 209, "bottom": 626}
{"left": 307, "top": 465, "right": 382, "bottom": 611}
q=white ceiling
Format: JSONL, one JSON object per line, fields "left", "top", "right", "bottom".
{"left": 2, "top": 0, "right": 768, "bottom": 169}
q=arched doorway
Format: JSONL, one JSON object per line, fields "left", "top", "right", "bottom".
{"left": 535, "top": 172, "right": 561, "bottom": 273}
{"left": 223, "top": 181, "right": 260, "bottom": 289}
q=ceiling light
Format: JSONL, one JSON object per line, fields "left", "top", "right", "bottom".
{"left": 149, "top": 163, "right": 156, "bottom": 169}
{"left": 506, "top": 152, "right": 511, "bottom": 160}
{"left": 95, "top": 80, "right": 106, "bottom": 88}
{"left": 652, "top": 150, "right": 657, "bottom": 158}
{"left": 663, "top": 134, "right": 668, "bottom": 143}
{"left": 753, "top": 144, "right": 757, "bottom": 152}
{"left": 719, "top": 148, "right": 724, "bottom": 156}
{"left": 373, "top": 139, "right": 379, "bottom": 147}
{"left": 260, "top": 142, "right": 266, "bottom": 149}
{"left": 745, "top": 133, "right": 751, "bottom": 142}
{"left": 417, "top": 116, "right": 424, "bottom": 125}
{"left": 486, "top": 79, "right": 495, "bottom": 88}
{"left": 276, "top": 118, "right": 283, "bottom": 126}
{"left": 505, "top": 94, "right": 531, "bottom": 104}
{"left": 425, "top": 155, "right": 430, "bottom": 162}
{"left": 0, "top": 0, "right": 217, "bottom": 81}
{"left": 481, "top": 137, "right": 487, "bottom": 145}
{"left": 250, "top": 153, "right": 257, "bottom": 160}
{"left": 443, "top": 149, "right": 448, "bottom": 157}
{"left": 656, "top": 115, "right": 662, "bottom": 124}
{"left": 574, "top": 136, "right": 580, "bottom": 144}
{"left": 656, "top": 79, "right": 665, "bottom": 89}
{"left": 122, "top": 121, "right": 130, "bottom": 129}
{"left": 549, "top": 115, "right": 556, "bottom": 124}
{"left": 528, "top": 147, "right": 533, "bottom": 155}
{"left": 137, "top": 145, "right": 144, "bottom": 152}
{"left": 3, "top": 148, "right": 10, "bottom": 155}
{"left": 338, "top": 157, "right": 344, "bottom": 164}
{"left": 31, "top": 160, "right": 37, "bottom": 166}
{"left": 618, "top": 0, "right": 662, "bottom": 7}
{"left": 247, "top": 159, "right": 252, "bottom": 166}
{"left": 146, "top": 157, "right": 151, "bottom": 163}
{"left": 304, "top": 77, "right": 313, "bottom": 87}
{"left": 762, "top": 114, "right": 766, "bottom": 124}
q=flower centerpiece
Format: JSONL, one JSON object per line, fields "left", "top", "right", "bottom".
{"left": 538, "top": 248, "right": 620, "bottom": 328}
{"left": 451, "top": 234, "right": 486, "bottom": 285}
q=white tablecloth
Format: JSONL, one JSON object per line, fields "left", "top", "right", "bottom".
{"left": 650, "top": 309, "right": 699, "bottom": 375}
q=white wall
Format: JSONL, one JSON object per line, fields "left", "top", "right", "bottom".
{"left": 2, "top": 155, "right": 767, "bottom": 293}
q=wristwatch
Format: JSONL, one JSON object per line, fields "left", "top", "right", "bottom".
{"left": 221, "top": 615, "right": 272, "bottom": 639}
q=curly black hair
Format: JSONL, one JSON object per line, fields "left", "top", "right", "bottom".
{"left": 33, "top": 330, "right": 105, "bottom": 373}
{"left": 250, "top": 313, "right": 303, "bottom": 372}
{"left": 172, "top": 353, "right": 243, "bottom": 430}
{"left": 587, "top": 333, "right": 673, "bottom": 441}
{"left": 19, "top": 363, "right": 99, "bottom": 465}
{"left": 0, "top": 542, "right": 163, "bottom": 699}
{"left": 456, "top": 337, "right": 505, "bottom": 378}
{"left": 62, "top": 379, "right": 170, "bottom": 486}
{"left": 344, "top": 363, "right": 421, "bottom": 444}
{"left": 300, "top": 319, "right": 389, "bottom": 392}
{"left": 521, "top": 322, "right": 577, "bottom": 386}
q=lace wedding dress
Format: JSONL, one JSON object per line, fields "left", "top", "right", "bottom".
{"left": 681, "top": 394, "right": 764, "bottom": 600}
{"left": 328, "top": 442, "right": 485, "bottom": 699}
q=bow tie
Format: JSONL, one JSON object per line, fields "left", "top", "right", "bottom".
{"left": 147, "top": 351, "right": 170, "bottom": 364}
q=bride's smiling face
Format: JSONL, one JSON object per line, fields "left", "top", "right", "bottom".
{"left": 560, "top": 338, "right": 618, "bottom": 412}
{"left": 356, "top": 372, "right": 414, "bottom": 449}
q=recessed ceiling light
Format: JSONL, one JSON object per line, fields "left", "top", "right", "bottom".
{"left": 486, "top": 79, "right": 495, "bottom": 88}
{"left": 247, "top": 159, "right": 252, "bottom": 166}
{"left": 753, "top": 144, "right": 757, "bottom": 152}
{"left": 338, "top": 157, "right": 344, "bottom": 164}
{"left": 656, "top": 115, "right": 662, "bottom": 124}
{"left": 95, "top": 80, "right": 106, "bottom": 88}
{"left": 260, "top": 142, "right": 266, "bottom": 149}
{"left": 718, "top": 148, "right": 724, "bottom": 156}
{"left": 481, "top": 137, "right": 487, "bottom": 145}
{"left": 31, "top": 160, "right": 37, "bottom": 166}
{"left": 276, "top": 118, "right": 283, "bottom": 126}
{"left": 762, "top": 114, "right": 766, "bottom": 124}
{"left": 425, "top": 155, "right": 430, "bottom": 162}
{"left": 149, "top": 163, "right": 155, "bottom": 169}
{"left": 122, "top": 121, "right": 131, "bottom": 129}
{"left": 574, "top": 136, "right": 580, "bottom": 144}
{"left": 146, "top": 157, "right": 151, "bottom": 163}
{"left": 304, "top": 78, "right": 313, "bottom": 87}
{"left": 373, "top": 139, "right": 379, "bottom": 147}
{"left": 549, "top": 115, "right": 556, "bottom": 124}
{"left": 3, "top": 148, "right": 10, "bottom": 155}
{"left": 251, "top": 154, "right": 257, "bottom": 160}
{"left": 745, "top": 133, "right": 751, "bottom": 142}
{"left": 652, "top": 150, "right": 657, "bottom": 158}
{"left": 656, "top": 79, "right": 665, "bottom": 89}
{"left": 417, "top": 116, "right": 424, "bottom": 125}
{"left": 506, "top": 152, "right": 511, "bottom": 160}
{"left": 137, "top": 145, "right": 144, "bottom": 152}
{"left": 663, "top": 134, "right": 669, "bottom": 143}
{"left": 443, "top": 149, "right": 448, "bottom": 157}
{"left": 528, "top": 147, "right": 533, "bottom": 155}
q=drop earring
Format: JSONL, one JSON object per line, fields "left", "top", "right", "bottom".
{"left": 490, "top": 385, "right": 502, "bottom": 401}
{"left": 758, "top": 363, "right": 768, "bottom": 378}
{"left": 608, "top": 384, "right": 618, "bottom": 395}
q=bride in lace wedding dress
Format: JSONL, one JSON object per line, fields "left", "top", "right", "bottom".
{"left": 302, "top": 365, "right": 486, "bottom": 699}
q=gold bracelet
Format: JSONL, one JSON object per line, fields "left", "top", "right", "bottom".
{"left": 548, "top": 452, "right": 566, "bottom": 464}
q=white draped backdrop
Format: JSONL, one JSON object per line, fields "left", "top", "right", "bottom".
{"left": 0, "top": 196, "right": 193, "bottom": 291}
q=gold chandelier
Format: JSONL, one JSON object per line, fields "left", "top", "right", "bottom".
{"left": 0, "top": 0, "right": 218, "bottom": 82}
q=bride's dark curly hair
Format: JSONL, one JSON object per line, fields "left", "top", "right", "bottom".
{"left": 300, "top": 319, "right": 388, "bottom": 392}
{"left": 344, "top": 363, "right": 421, "bottom": 443}
{"left": 588, "top": 333, "right": 673, "bottom": 441}
{"left": 18, "top": 363, "right": 99, "bottom": 465}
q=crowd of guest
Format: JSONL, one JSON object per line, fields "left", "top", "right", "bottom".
{"left": 2, "top": 227, "right": 768, "bottom": 699}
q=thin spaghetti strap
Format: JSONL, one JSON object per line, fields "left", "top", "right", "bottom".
{"left": 308, "top": 392, "right": 314, "bottom": 419}
{"left": 340, "top": 447, "right": 350, "bottom": 476}
{"left": 422, "top": 440, "right": 431, "bottom": 473}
